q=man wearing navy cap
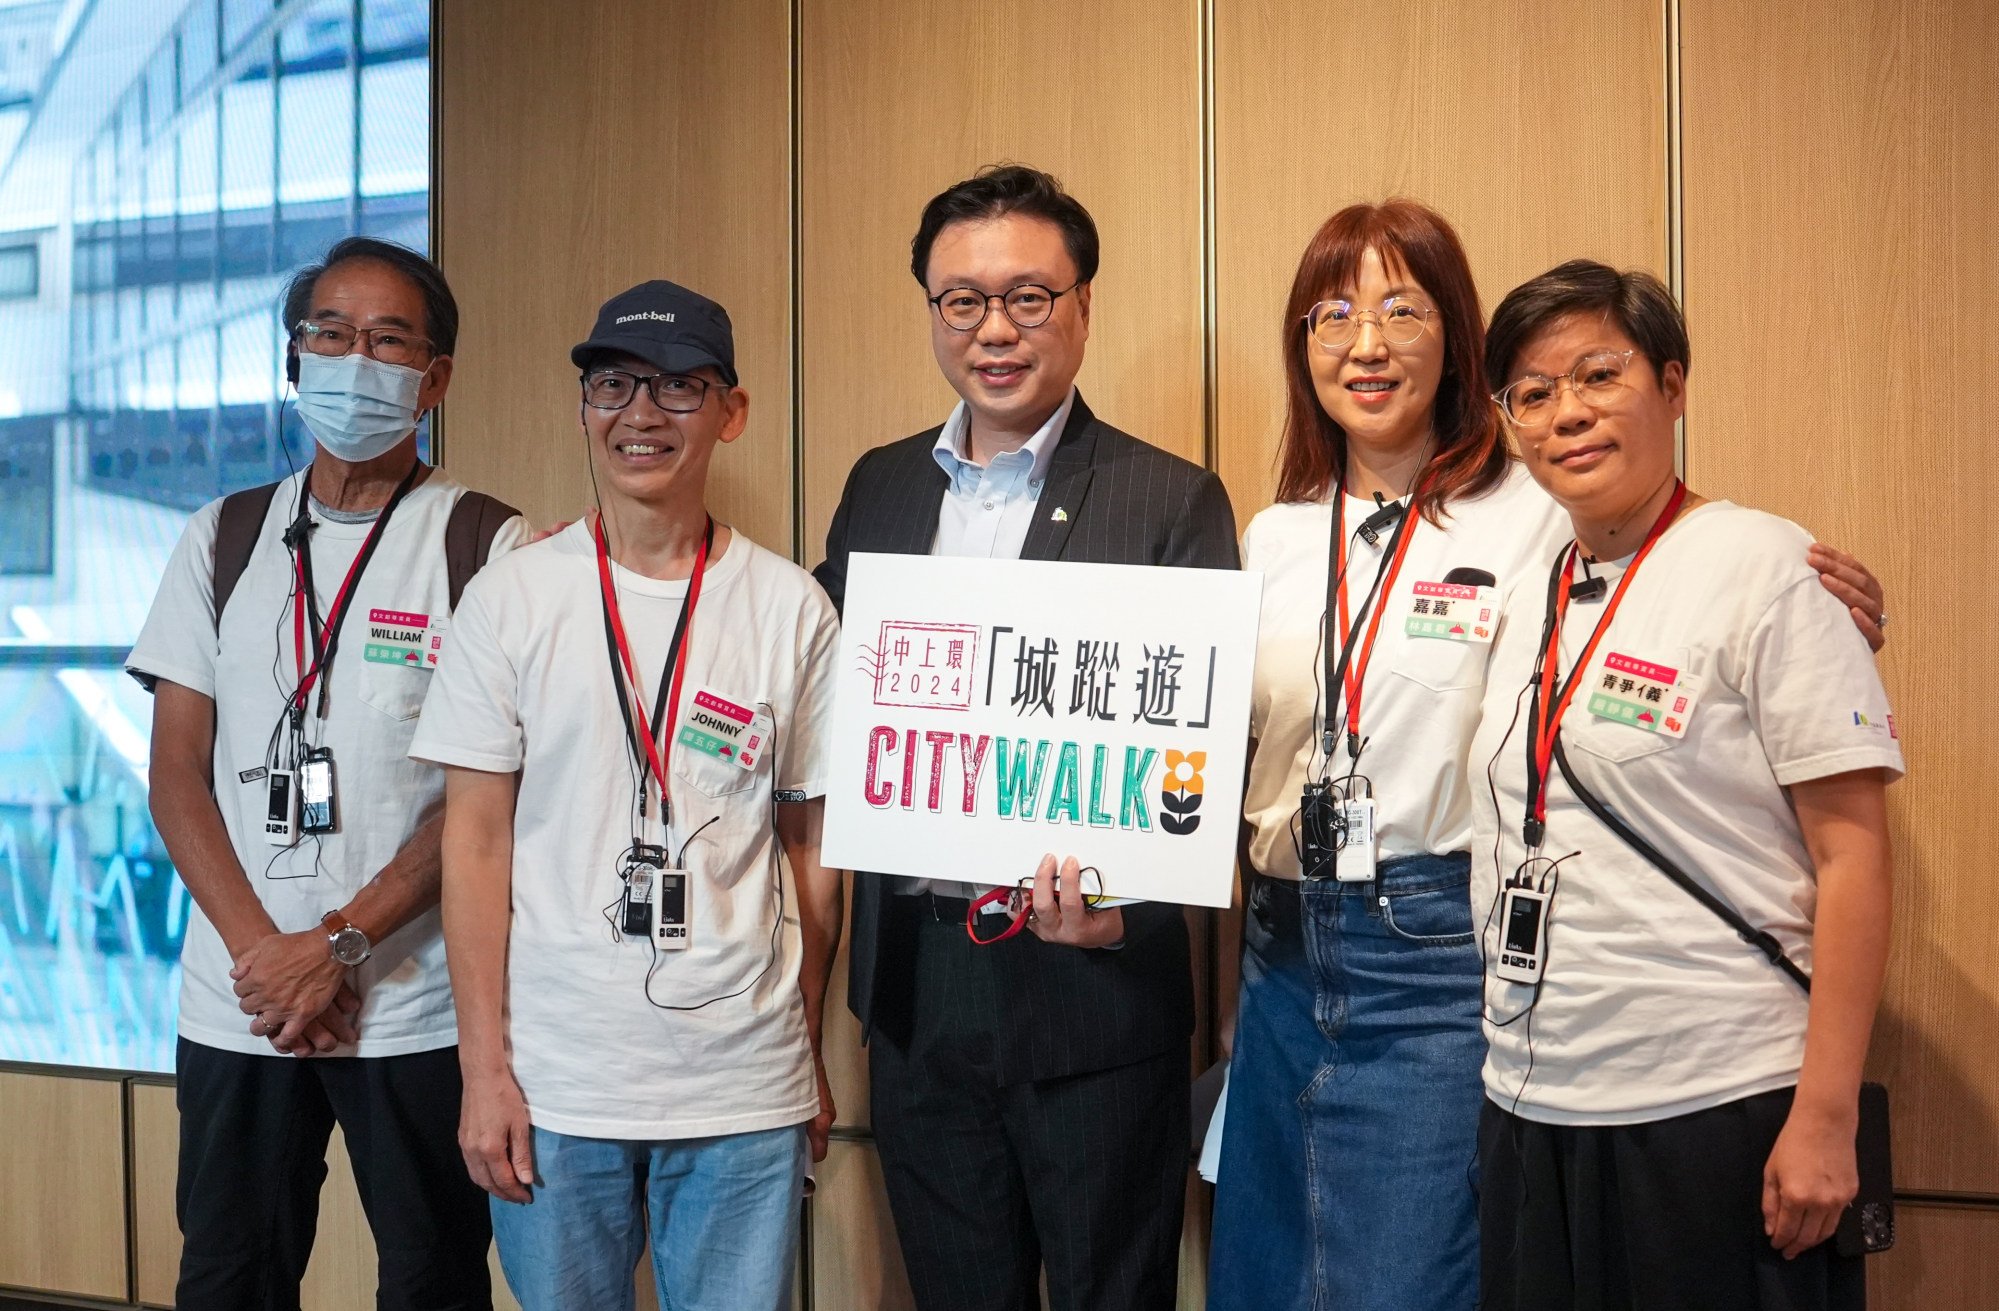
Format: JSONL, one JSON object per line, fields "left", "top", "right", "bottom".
{"left": 412, "top": 280, "right": 845, "bottom": 1310}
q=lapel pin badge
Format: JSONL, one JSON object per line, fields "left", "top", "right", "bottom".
{"left": 1051, "top": 507, "right": 1068, "bottom": 522}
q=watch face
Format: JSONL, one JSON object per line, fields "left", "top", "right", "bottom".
{"left": 332, "top": 925, "right": 370, "bottom": 965}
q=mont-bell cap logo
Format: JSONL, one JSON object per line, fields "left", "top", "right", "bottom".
{"left": 573, "top": 280, "right": 735, "bottom": 384}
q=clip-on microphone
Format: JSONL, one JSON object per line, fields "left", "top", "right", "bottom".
{"left": 1568, "top": 554, "right": 1607, "bottom": 602}
{"left": 1357, "top": 492, "right": 1406, "bottom": 547}
{"left": 1442, "top": 567, "right": 1497, "bottom": 589}
{"left": 282, "top": 508, "right": 315, "bottom": 552}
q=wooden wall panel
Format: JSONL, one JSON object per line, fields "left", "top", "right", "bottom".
{"left": 796, "top": 0, "right": 1205, "bottom": 563}
{"left": 1681, "top": 0, "right": 1999, "bottom": 1194}
{"left": 0, "top": 1071, "right": 126, "bottom": 1300}
{"left": 1212, "top": 0, "right": 1668, "bottom": 521}
{"left": 435, "top": 0, "right": 794, "bottom": 554}
{"left": 811, "top": 1137, "right": 916, "bottom": 1311}
{"left": 1869, "top": 1204, "right": 1999, "bottom": 1310}
{"left": 132, "top": 1080, "right": 178, "bottom": 1307}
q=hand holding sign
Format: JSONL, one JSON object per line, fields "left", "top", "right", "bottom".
{"left": 821, "top": 555, "right": 1262, "bottom": 908}
{"left": 1025, "top": 854, "right": 1125, "bottom": 949}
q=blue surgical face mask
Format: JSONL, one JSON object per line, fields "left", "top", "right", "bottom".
{"left": 294, "top": 351, "right": 427, "bottom": 462}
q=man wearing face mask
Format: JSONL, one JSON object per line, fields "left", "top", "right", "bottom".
{"left": 127, "top": 237, "right": 527, "bottom": 1310}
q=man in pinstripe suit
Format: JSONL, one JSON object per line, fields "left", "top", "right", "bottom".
{"left": 813, "top": 165, "right": 1238, "bottom": 1311}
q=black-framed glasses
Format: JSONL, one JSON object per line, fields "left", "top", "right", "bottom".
{"left": 1302, "top": 297, "right": 1437, "bottom": 351}
{"left": 580, "top": 368, "right": 723, "bottom": 413}
{"left": 1492, "top": 350, "right": 1637, "bottom": 428}
{"left": 294, "top": 319, "right": 436, "bottom": 367}
{"left": 928, "top": 282, "right": 1083, "bottom": 332}
{"left": 965, "top": 865, "right": 1109, "bottom": 946}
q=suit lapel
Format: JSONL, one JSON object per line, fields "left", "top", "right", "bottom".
{"left": 1020, "top": 395, "right": 1100, "bottom": 562}
{"left": 878, "top": 438, "right": 950, "bottom": 556}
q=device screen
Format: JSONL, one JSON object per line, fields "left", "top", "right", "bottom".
{"left": 300, "top": 760, "right": 332, "bottom": 805}
{"left": 266, "top": 773, "right": 292, "bottom": 823}
{"left": 658, "top": 872, "right": 686, "bottom": 923}
{"left": 1503, "top": 895, "right": 1541, "bottom": 954}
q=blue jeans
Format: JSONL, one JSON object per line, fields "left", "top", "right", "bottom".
{"left": 489, "top": 1123, "right": 806, "bottom": 1311}
{"left": 1208, "top": 854, "right": 1486, "bottom": 1311}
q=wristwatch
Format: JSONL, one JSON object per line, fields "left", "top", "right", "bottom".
{"left": 321, "top": 910, "right": 373, "bottom": 967}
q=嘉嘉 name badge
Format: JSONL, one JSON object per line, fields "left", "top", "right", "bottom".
{"left": 678, "top": 688, "right": 773, "bottom": 771}
{"left": 1587, "top": 652, "right": 1701, "bottom": 737}
{"left": 1404, "top": 580, "right": 1497, "bottom": 644}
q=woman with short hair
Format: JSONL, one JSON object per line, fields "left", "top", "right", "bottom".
{"left": 1472, "top": 260, "right": 1898, "bottom": 1310}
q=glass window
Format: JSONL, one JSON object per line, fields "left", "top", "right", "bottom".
{"left": 181, "top": 0, "right": 219, "bottom": 94}
{"left": 358, "top": 57, "right": 425, "bottom": 199}
{"left": 0, "top": 0, "right": 429, "bottom": 1073}
{"left": 223, "top": 0, "right": 272, "bottom": 57}
{"left": 362, "top": 0, "right": 426, "bottom": 57}
{"left": 0, "top": 245, "right": 37, "bottom": 299}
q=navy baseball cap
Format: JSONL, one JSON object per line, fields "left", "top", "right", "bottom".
{"left": 571, "top": 280, "right": 738, "bottom": 386}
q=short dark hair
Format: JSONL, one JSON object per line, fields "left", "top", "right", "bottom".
{"left": 909, "top": 164, "right": 1100, "bottom": 289}
{"left": 1485, "top": 259, "right": 1689, "bottom": 389}
{"left": 281, "top": 237, "right": 459, "bottom": 357}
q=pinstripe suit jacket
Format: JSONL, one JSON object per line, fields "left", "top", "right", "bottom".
{"left": 813, "top": 393, "right": 1240, "bottom": 1084}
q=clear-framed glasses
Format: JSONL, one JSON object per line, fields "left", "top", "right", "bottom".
{"left": 293, "top": 319, "right": 435, "bottom": 367}
{"left": 580, "top": 368, "right": 723, "bottom": 414}
{"left": 1492, "top": 350, "right": 1637, "bottom": 428}
{"left": 1303, "top": 297, "right": 1437, "bottom": 351}
{"left": 928, "top": 282, "right": 1083, "bottom": 332}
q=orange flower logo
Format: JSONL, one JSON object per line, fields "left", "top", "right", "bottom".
{"left": 1164, "top": 750, "right": 1206, "bottom": 796}
{"left": 1160, "top": 749, "right": 1205, "bottom": 836}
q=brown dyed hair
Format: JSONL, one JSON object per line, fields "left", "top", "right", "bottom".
{"left": 1273, "top": 199, "right": 1508, "bottom": 521}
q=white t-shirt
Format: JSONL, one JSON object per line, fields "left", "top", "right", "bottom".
{"left": 1242, "top": 461, "right": 1571, "bottom": 877}
{"left": 408, "top": 521, "right": 840, "bottom": 1141}
{"left": 1470, "top": 502, "right": 1904, "bottom": 1125}
{"left": 126, "top": 469, "right": 530, "bottom": 1058}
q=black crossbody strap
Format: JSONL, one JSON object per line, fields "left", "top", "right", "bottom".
{"left": 1551, "top": 736, "right": 1813, "bottom": 995}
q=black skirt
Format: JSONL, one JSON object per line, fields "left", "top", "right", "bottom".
{"left": 1479, "top": 1087, "right": 1867, "bottom": 1311}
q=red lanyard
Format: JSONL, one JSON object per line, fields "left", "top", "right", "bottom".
{"left": 595, "top": 515, "right": 711, "bottom": 823}
{"left": 290, "top": 462, "right": 421, "bottom": 717}
{"left": 1523, "top": 481, "right": 1688, "bottom": 846}
{"left": 1326, "top": 486, "right": 1421, "bottom": 757}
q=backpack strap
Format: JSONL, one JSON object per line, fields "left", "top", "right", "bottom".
{"left": 213, "top": 480, "right": 284, "bottom": 625}
{"left": 444, "top": 491, "right": 522, "bottom": 609}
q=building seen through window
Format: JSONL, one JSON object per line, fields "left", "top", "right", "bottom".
{"left": 0, "top": 0, "right": 431, "bottom": 1072}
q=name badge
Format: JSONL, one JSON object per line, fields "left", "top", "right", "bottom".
{"left": 1404, "top": 581, "right": 1497, "bottom": 644}
{"left": 1587, "top": 651, "right": 1701, "bottom": 737}
{"left": 364, "top": 607, "right": 447, "bottom": 668}
{"left": 679, "top": 688, "right": 774, "bottom": 772}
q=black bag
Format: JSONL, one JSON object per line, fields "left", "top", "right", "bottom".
{"left": 1552, "top": 737, "right": 1895, "bottom": 1257}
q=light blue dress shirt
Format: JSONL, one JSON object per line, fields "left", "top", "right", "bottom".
{"left": 898, "top": 388, "right": 1076, "bottom": 900}
{"left": 927, "top": 387, "right": 1075, "bottom": 561}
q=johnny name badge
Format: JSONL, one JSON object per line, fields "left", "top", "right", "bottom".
{"left": 363, "top": 607, "right": 446, "bottom": 668}
{"left": 1587, "top": 651, "right": 1701, "bottom": 737}
{"left": 1404, "top": 581, "right": 1496, "bottom": 644}
{"left": 678, "top": 688, "right": 774, "bottom": 771}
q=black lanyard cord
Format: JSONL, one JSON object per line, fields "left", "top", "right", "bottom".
{"left": 597, "top": 517, "right": 712, "bottom": 819}
{"left": 294, "top": 460, "right": 425, "bottom": 696}
{"left": 1321, "top": 495, "right": 1415, "bottom": 760}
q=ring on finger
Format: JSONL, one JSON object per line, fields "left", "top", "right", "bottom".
{"left": 1877, "top": 611, "right": 1888, "bottom": 628}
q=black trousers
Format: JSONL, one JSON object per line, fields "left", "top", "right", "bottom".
{"left": 868, "top": 900, "right": 1188, "bottom": 1311}
{"left": 1479, "top": 1090, "right": 1867, "bottom": 1311}
{"left": 175, "top": 1037, "right": 492, "bottom": 1311}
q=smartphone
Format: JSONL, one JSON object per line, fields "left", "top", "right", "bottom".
{"left": 299, "top": 750, "right": 337, "bottom": 834}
